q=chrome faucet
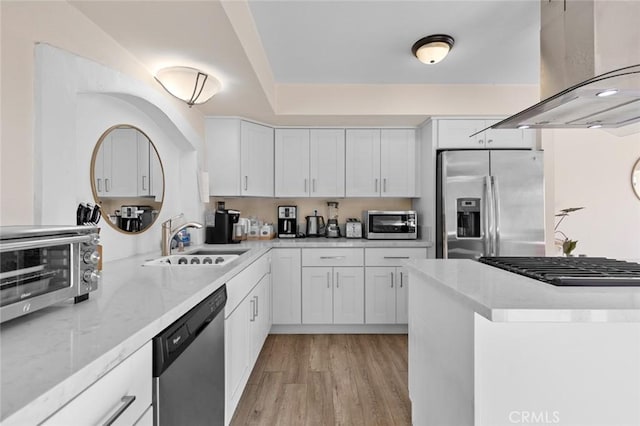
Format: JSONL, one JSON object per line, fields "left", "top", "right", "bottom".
{"left": 161, "top": 214, "right": 203, "bottom": 256}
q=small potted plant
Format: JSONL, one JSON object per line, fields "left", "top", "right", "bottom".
{"left": 554, "top": 207, "right": 584, "bottom": 256}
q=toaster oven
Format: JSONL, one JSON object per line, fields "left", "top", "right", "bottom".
{"left": 0, "top": 226, "right": 101, "bottom": 324}
{"left": 363, "top": 210, "right": 417, "bottom": 240}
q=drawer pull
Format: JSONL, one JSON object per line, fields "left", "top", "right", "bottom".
{"left": 250, "top": 299, "right": 256, "bottom": 322}
{"left": 400, "top": 272, "right": 404, "bottom": 288}
{"left": 383, "top": 256, "right": 410, "bottom": 259}
{"left": 320, "top": 256, "right": 345, "bottom": 260}
{"left": 103, "top": 395, "right": 136, "bottom": 426}
{"left": 391, "top": 272, "right": 394, "bottom": 288}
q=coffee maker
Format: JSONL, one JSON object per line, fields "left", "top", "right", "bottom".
{"left": 206, "top": 209, "right": 241, "bottom": 244}
{"left": 277, "top": 205, "right": 297, "bottom": 238}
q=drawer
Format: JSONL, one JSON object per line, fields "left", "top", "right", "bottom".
{"left": 301, "top": 248, "right": 364, "bottom": 267}
{"left": 225, "top": 253, "right": 270, "bottom": 318}
{"left": 365, "top": 248, "right": 427, "bottom": 266}
{"left": 42, "top": 341, "right": 152, "bottom": 426}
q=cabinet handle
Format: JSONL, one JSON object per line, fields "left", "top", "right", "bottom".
{"left": 105, "top": 178, "right": 111, "bottom": 192}
{"left": 313, "top": 178, "right": 316, "bottom": 192}
{"left": 487, "top": 139, "right": 493, "bottom": 144}
{"left": 102, "top": 395, "right": 136, "bottom": 426}
{"left": 478, "top": 139, "right": 484, "bottom": 145}
{"left": 97, "top": 178, "right": 102, "bottom": 192}
{"left": 375, "top": 178, "right": 378, "bottom": 192}
{"left": 327, "top": 271, "right": 330, "bottom": 288}
{"left": 304, "top": 178, "right": 308, "bottom": 193}
{"left": 250, "top": 299, "right": 256, "bottom": 321}
{"left": 142, "top": 175, "right": 147, "bottom": 190}
{"left": 336, "top": 272, "right": 339, "bottom": 288}
{"left": 383, "top": 178, "right": 387, "bottom": 193}
{"left": 400, "top": 272, "right": 404, "bottom": 288}
{"left": 320, "top": 256, "right": 345, "bottom": 260}
{"left": 391, "top": 272, "right": 394, "bottom": 288}
{"left": 383, "top": 256, "right": 410, "bottom": 259}
{"left": 255, "top": 295, "right": 259, "bottom": 317}
{"left": 244, "top": 176, "right": 248, "bottom": 191}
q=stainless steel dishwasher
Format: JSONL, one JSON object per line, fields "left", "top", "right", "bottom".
{"left": 153, "top": 284, "right": 226, "bottom": 425}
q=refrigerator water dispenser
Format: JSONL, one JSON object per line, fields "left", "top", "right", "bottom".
{"left": 456, "top": 198, "right": 480, "bottom": 238}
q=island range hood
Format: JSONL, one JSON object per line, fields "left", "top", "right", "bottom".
{"left": 474, "top": 0, "right": 640, "bottom": 136}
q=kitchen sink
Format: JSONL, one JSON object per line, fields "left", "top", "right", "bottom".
{"left": 143, "top": 254, "right": 240, "bottom": 267}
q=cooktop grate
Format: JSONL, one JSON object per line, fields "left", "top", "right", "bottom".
{"left": 478, "top": 256, "right": 640, "bottom": 286}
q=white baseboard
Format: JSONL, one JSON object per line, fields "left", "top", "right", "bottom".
{"left": 269, "top": 324, "right": 408, "bottom": 334}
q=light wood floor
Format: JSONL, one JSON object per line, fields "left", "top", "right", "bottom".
{"left": 230, "top": 334, "right": 411, "bottom": 426}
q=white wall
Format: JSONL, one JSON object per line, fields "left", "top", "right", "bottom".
{"left": 543, "top": 129, "right": 640, "bottom": 259}
{"left": 0, "top": 1, "right": 204, "bottom": 226}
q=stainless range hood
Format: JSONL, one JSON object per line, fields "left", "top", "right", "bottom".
{"left": 474, "top": 0, "right": 640, "bottom": 136}
{"left": 480, "top": 64, "right": 640, "bottom": 132}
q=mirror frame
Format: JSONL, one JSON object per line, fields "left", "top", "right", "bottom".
{"left": 90, "top": 124, "right": 165, "bottom": 235}
{"left": 633, "top": 157, "right": 640, "bottom": 201}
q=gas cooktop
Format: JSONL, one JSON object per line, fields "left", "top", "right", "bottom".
{"left": 478, "top": 256, "right": 640, "bottom": 286}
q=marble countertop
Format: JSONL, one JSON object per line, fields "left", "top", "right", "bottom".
{"left": 405, "top": 259, "right": 640, "bottom": 323}
{"left": 0, "top": 238, "right": 430, "bottom": 424}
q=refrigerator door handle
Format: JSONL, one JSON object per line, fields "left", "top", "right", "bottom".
{"left": 491, "top": 176, "right": 501, "bottom": 256}
{"left": 483, "top": 175, "right": 492, "bottom": 257}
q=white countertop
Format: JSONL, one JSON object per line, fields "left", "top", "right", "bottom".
{"left": 405, "top": 259, "right": 640, "bottom": 323}
{"left": 0, "top": 238, "right": 430, "bottom": 424}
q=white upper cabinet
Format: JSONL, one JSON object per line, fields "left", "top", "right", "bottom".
{"left": 437, "top": 119, "right": 535, "bottom": 149}
{"left": 207, "top": 118, "right": 274, "bottom": 196}
{"left": 240, "top": 121, "right": 274, "bottom": 196}
{"left": 380, "top": 129, "right": 416, "bottom": 197}
{"left": 137, "top": 133, "right": 150, "bottom": 197}
{"left": 275, "top": 129, "right": 310, "bottom": 197}
{"left": 309, "top": 129, "right": 345, "bottom": 197}
{"left": 109, "top": 128, "right": 140, "bottom": 197}
{"left": 275, "top": 128, "right": 345, "bottom": 197}
{"left": 346, "top": 129, "right": 416, "bottom": 197}
{"left": 345, "top": 129, "right": 381, "bottom": 197}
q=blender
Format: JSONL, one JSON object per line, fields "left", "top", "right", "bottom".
{"left": 326, "top": 201, "right": 341, "bottom": 238}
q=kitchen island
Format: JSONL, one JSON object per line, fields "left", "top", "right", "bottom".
{"left": 406, "top": 259, "right": 640, "bottom": 426}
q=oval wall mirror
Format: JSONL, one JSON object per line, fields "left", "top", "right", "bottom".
{"left": 633, "top": 158, "right": 640, "bottom": 201}
{"left": 90, "top": 125, "right": 165, "bottom": 233}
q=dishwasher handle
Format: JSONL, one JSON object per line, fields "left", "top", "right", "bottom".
{"left": 152, "top": 284, "right": 227, "bottom": 377}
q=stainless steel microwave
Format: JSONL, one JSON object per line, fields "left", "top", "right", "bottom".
{"left": 362, "top": 210, "right": 417, "bottom": 240}
{"left": 0, "top": 226, "right": 101, "bottom": 324}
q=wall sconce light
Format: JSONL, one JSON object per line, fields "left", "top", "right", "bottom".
{"left": 412, "top": 34, "right": 455, "bottom": 64}
{"left": 155, "top": 66, "right": 221, "bottom": 107}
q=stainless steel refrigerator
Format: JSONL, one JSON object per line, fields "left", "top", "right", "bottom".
{"left": 436, "top": 150, "right": 545, "bottom": 259}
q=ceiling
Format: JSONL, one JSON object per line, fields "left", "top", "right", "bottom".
{"left": 71, "top": 0, "right": 540, "bottom": 126}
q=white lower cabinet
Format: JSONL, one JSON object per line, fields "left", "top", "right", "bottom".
{"left": 42, "top": 341, "right": 152, "bottom": 426}
{"left": 365, "top": 266, "right": 410, "bottom": 324}
{"left": 134, "top": 406, "right": 153, "bottom": 426}
{"left": 271, "top": 249, "right": 302, "bottom": 324}
{"left": 302, "top": 266, "right": 364, "bottom": 324}
{"left": 224, "top": 254, "right": 271, "bottom": 425}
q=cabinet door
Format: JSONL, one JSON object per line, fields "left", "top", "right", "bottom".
{"left": 333, "top": 267, "right": 364, "bottom": 324}
{"left": 225, "top": 298, "right": 251, "bottom": 418}
{"left": 149, "top": 143, "right": 164, "bottom": 201}
{"left": 275, "top": 129, "right": 310, "bottom": 197}
{"left": 302, "top": 267, "right": 333, "bottom": 324}
{"left": 365, "top": 267, "right": 396, "bottom": 324}
{"left": 94, "top": 137, "right": 108, "bottom": 196}
{"left": 396, "top": 267, "right": 409, "bottom": 324}
{"left": 437, "top": 119, "right": 486, "bottom": 149}
{"left": 250, "top": 274, "right": 270, "bottom": 364}
{"left": 380, "top": 129, "right": 416, "bottom": 197}
{"left": 310, "top": 129, "right": 345, "bottom": 197}
{"left": 345, "top": 129, "right": 381, "bottom": 197}
{"left": 108, "top": 128, "right": 139, "bottom": 197}
{"left": 137, "top": 133, "right": 150, "bottom": 196}
{"left": 272, "top": 249, "right": 302, "bottom": 325}
{"left": 241, "top": 121, "right": 274, "bottom": 196}
{"left": 485, "top": 120, "right": 534, "bottom": 149}
{"left": 207, "top": 118, "right": 242, "bottom": 196}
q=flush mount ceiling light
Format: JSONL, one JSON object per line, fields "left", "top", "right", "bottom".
{"left": 412, "top": 34, "right": 455, "bottom": 64}
{"left": 155, "top": 66, "right": 221, "bottom": 107}
{"left": 596, "top": 89, "right": 618, "bottom": 97}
